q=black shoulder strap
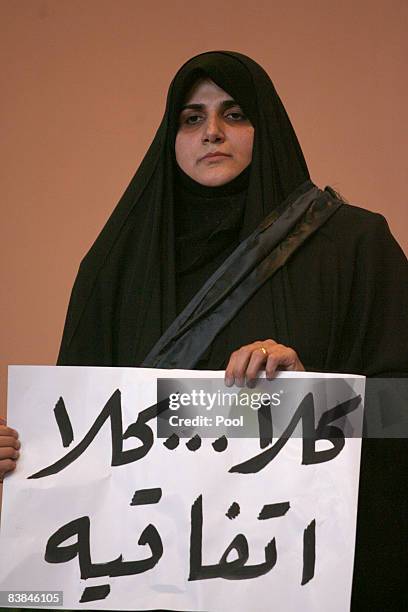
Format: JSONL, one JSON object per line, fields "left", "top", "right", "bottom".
{"left": 142, "top": 182, "right": 342, "bottom": 368}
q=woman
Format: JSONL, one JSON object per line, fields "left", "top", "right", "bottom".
{"left": 1, "top": 51, "right": 408, "bottom": 610}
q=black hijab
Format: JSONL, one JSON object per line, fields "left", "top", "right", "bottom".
{"left": 57, "top": 50, "right": 312, "bottom": 367}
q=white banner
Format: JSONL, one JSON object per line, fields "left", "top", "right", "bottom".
{"left": 0, "top": 367, "right": 364, "bottom": 611}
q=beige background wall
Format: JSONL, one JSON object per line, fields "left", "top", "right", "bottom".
{"left": 1, "top": 0, "right": 407, "bottom": 415}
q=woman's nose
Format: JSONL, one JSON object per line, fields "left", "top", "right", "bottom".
{"left": 202, "top": 115, "right": 225, "bottom": 143}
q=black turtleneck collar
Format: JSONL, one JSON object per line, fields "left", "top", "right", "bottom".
{"left": 174, "top": 164, "right": 250, "bottom": 312}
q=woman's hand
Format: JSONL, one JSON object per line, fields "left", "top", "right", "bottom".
{"left": 0, "top": 419, "right": 20, "bottom": 482}
{"left": 225, "top": 339, "right": 305, "bottom": 387}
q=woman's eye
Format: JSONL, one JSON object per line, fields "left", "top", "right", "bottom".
{"left": 226, "top": 110, "right": 246, "bottom": 121}
{"left": 184, "top": 114, "right": 203, "bottom": 125}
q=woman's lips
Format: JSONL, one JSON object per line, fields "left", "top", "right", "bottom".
{"left": 200, "top": 152, "right": 231, "bottom": 161}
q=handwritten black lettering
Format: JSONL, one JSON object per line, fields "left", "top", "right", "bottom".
{"left": 189, "top": 495, "right": 285, "bottom": 580}
{"left": 29, "top": 392, "right": 170, "bottom": 479}
{"left": 54, "top": 397, "right": 74, "bottom": 447}
{"left": 301, "top": 519, "right": 316, "bottom": 585}
{"left": 45, "top": 515, "right": 163, "bottom": 579}
{"left": 230, "top": 393, "right": 361, "bottom": 474}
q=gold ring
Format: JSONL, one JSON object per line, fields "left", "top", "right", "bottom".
{"left": 259, "top": 346, "right": 268, "bottom": 356}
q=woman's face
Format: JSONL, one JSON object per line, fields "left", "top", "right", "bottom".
{"left": 175, "top": 79, "right": 254, "bottom": 187}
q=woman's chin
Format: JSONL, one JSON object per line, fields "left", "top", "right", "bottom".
{"left": 193, "top": 169, "right": 239, "bottom": 187}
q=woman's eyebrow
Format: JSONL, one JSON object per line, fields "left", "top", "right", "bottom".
{"left": 180, "top": 99, "right": 238, "bottom": 112}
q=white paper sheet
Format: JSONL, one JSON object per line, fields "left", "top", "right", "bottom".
{"left": 0, "top": 366, "right": 364, "bottom": 611}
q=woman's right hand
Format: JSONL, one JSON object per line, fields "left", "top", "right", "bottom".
{"left": 0, "top": 419, "right": 20, "bottom": 481}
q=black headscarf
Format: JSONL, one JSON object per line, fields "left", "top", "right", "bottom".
{"left": 57, "top": 50, "right": 311, "bottom": 367}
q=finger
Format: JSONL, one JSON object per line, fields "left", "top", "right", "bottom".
{"left": 263, "top": 339, "right": 278, "bottom": 350}
{"left": 265, "top": 351, "right": 282, "bottom": 379}
{"left": 225, "top": 350, "right": 249, "bottom": 387}
{"left": 274, "top": 345, "right": 303, "bottom": 370}
{"left": 230, "top": 347, "right": 257, "bottom": 387}
{"left": 0, "top": 447, "right": 20, "bottom": 461}
{"left": 0, "top": 458, "right": 17, "bottom": 478}
{"left": 0, "top": 425, "right": 18, "bottom": 439}
{"left": 246, "top": 348, "right": 269, "bottom": 385}
{"left": 225, "top": 350, "right": 239, "bottom": 386}
{"left": 225, "top": 346, "right": 253, "bottom": 387}
{"left": 0, "top": 436, "right": 20, "bottom": 449}
{"left": 265, "top": 346, "right": 303, "bottom": 378}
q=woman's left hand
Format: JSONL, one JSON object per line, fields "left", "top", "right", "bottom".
{"left": 224, "top": 339, "right": 305, "bottom": 387}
